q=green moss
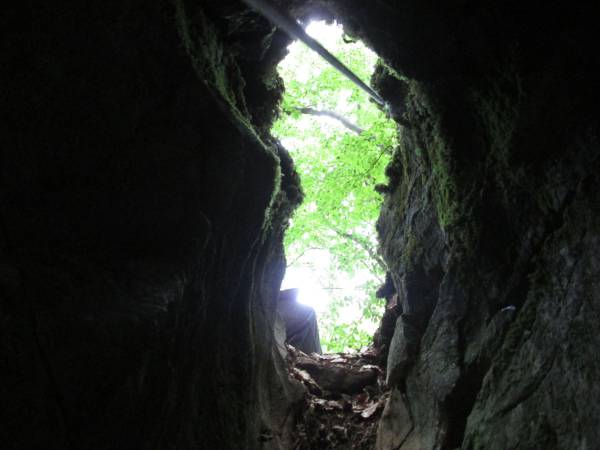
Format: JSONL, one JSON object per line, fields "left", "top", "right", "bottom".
{"left": 380, "top": 79, "right": 472, "bottom": 272}
{"left": 407, "top": 82, "right": 462, "bottom": 233}
{"left": 474, "top": 92, "right": 518, "bottom": 169}
{"left": 430, "top": 136, "right": 460, "bottom": 231}
{"left": 173, "top": 0, "right": 288, "bottom": 239}
{"left": 471, "top": 59, "right": 524, "bottom": 204}
{"left": 260, "top": 159, "right": 283, "bottom": 233}
{"left": 174, "top": 0, "right": 254, "bottom": 131}
{"left": 373, "top": 58, "right": 410, "bottom": 84}
{"left": 401, "top": 232, "right": 420, "bottom": 268}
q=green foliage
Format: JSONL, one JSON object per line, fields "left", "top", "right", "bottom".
{"left": 318, "top": 280, "right": 385, "bottom": 352}
{"left": 272, "top": 22, "right": 397, "bottom": 352}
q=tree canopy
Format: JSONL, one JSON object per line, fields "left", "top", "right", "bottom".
{"left": 272, "top": 21, "right": 397, "bottom": 352}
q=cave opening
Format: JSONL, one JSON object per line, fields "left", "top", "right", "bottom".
{"left": 271, "top": 19, "right": 397, "bottom": 353}
{"left": 4, "top": 1, "right": 599, "bottom": 449}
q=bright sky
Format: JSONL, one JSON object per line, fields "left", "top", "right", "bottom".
{"left": 306, "top": 20, "right": 343, "bottom": 46}
{"left": 281, "top": 248, "right": 374, "bottom": 324}
{"left": 280, "top": 249, "right": 330, "bottom": 314}
{"left": 289, "top": 21, "right": 344, "bottom": 83}
{"left": 279, "top": 20, "right": 379, "bottom": 136}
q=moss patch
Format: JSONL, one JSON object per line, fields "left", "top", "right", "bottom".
{"left": 174, "top": 0, "right": 253, "bottom": 130}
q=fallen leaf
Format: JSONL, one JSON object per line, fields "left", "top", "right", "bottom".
{"left": 360, "top": 401, "right": 381, "bottom": 419}
{"left": 292, "top": 368, "right": 322, "bottom": 395}
{"left": 330, "top": 358, "right": 347, "bottom": 364}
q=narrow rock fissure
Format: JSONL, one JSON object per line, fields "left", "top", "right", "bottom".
{"left": 267, "top": 15, "right": 401, "bottom": 448}
{"left": 272, "top": 17, "right": 396, "bottom": 355}
{"left": 3, "top": 2, "right": 599, "bottom": 449}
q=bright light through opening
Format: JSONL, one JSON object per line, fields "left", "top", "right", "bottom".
{"left": 281, "top": 249, "right": 376, "bottom": 324}
{"left": 275, "top": 19, "right": 393, "bottom": 352}
{"left": 281, "top": 264, "right": 329, "bottom": 315}
{"left": 305, "top": 20, "right": 345, "bottom": 45}
{"left": 280, "top": 20, "right": 378, "bottom": 323}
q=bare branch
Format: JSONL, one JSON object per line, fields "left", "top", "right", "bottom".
{"left": 286, "top": 246, "right": 324, "bottom": 268}
{"left": 328, "top": 226, "right": 387, "bottom": 272}
{"left": 295, "top": 107, "right": 364, "bottom": 134}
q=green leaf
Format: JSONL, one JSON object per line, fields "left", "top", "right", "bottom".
{"left": 274, "top": 21, "right": 398, "bottom": 352}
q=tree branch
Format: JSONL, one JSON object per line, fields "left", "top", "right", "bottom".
{"left": 329, "top": 226, "right": 387, "bottom": 272}
{"left": 286, "top": 246, "right": 324, "bottom": 268}
{"left": 295, "top": 107, "right": 364, "bottom": 134}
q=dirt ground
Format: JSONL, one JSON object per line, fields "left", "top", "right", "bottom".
{"left": 286, "top": 345, "right": 389, "bottom": 450}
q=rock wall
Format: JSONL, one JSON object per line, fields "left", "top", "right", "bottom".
{"left": 344, "top": 1, "right": 600, "bottom": 449}
{"left": 2, "top": 1, "right": 599, "bottom": 450}
{"left": 2, "top": 2, "right": 302, "bottom": 449}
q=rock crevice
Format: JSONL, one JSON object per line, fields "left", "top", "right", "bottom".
{"left": 2, "top": 1, "right": 599, "bottom": 449}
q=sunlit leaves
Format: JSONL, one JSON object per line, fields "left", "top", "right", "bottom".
{"left": 273, "top": 22, "right": 397, "bottom": 352}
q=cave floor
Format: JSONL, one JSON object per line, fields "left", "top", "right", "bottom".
{"left": 285, "top": 345, "right": 388, "bottom": 449}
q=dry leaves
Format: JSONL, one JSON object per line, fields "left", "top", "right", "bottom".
{"left": 286, "top": 344, "right": 388, "bottom": 450}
